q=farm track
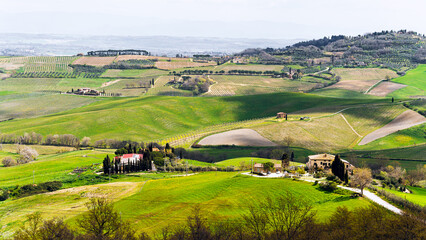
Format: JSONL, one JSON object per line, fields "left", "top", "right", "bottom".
{"left": 340, "top": 113, "right": 362, "bottom": 138}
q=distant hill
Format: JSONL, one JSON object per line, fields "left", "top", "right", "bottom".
{"left": 0, "top": 33, "right": 301, "bottom": 57}
{"left": 238, "top": 30, "right": 426, "bottom": 71}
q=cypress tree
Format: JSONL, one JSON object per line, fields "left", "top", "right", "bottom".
{"left": 290, "top": 152, "right": 294, "bottom": 162}
{"left": 331, "top": 155, "right": 345, "bottom": 181}
{"left": 344, "top": 170, "right": 349, "bottom": 184}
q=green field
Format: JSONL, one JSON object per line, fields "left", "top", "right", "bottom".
{"left": 390, "top": 64, "right": 426, "bottom": 98}
{"left": 0, "top": 94, "right": 97, "bottom": 121}
{"left": 214, "top": 157, "right": 304, "bottom": 168}
{"left": 188, "top": 146, "right": 314, "bottom": 163}
{"left": 380, "top": 186, "right": 426, "bottom": 206}
{"left": 312, "top": 88, "right": 383, "bottom": 99}
{"left": 0, "top": 92, "right": 384, "bottom": 142}
{"left": 0, "top": 77, "right": 111, "bottom": 93}
{"left": 0, "top": 149, "right": 113, "bottom": 188}
{"left": 101, "top": 69, "right": 166, "bottom": 78}
{"left": 0, "top": 172, "right": 371, "bottom": 237}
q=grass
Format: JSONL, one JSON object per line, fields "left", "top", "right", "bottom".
{"left": 311, "top": 88, "right": 383, "bottom": 99}
{"left": 0, "top": 94, "right": 97, "bottom": 121}
{"left": 101, "top": 69, "right": 166, "bottom": 78}
{"left": 0, "top": 149, "right": 114, "bottom": 188}
{"left": 331, "top": 68, "right": 398, "bottom": 81}
{"left": 0, "top": 92, "right": 385, "bottom": 142}
{"left": 110, "top": 172, "right": 369, "bottom": 235}
{"left": 0, "top": 77, "right": 112, "bottom": 93}
{"left": 355, "top": 123, "right": 426, "bottom": 150}
{"left": 188, "top": 146, "right": 314, "bottom": 163}
{"left": 379, "top": 186, "right": 426, "bottom": 206}
{"left": 0, "top": 172, "right": 370, "bottom": 237}
{"left": 0, "top": 144, "right": 75, "bottom": 156}
{"left": 390, "top": 64, "right": 426, "bottom": 98}
{"left": 214, "top": 157, "right": 304, "bottom": 168}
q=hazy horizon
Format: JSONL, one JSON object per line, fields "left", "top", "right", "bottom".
{"left": 1, "top": 0, "right": 425, "bottom": 40}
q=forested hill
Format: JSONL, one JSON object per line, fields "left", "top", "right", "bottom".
{"left": 238, "top": 30, "right": 426, "bottom": 71}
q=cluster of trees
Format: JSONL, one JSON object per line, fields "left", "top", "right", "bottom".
{"left": 177, "top": 76, "right": 214, "bottom": 95}
{"left": 292, "top": 35, "right": 346, "bottom": 48}
{"left": 103, "top": 143, "right": 173, "bottom": 175}
{"left": 2, "top": 145, "right": 39, "bottom": 167}
{"left": 14, "top": 193, "right": 426, "bottom": 240}
{"left": 105, "top": 59, "right": 156, "bottom": 70}
{"left": 375, "top": 164, "right": 425, "bottom": 190}
{"left": 0, "top": 132, "right": 86, "bottom": 148}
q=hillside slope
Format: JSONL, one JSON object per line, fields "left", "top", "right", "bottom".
{"left": 0, "top": 93, "right": 384, "bottom": 142}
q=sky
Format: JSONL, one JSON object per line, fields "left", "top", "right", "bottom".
{"left": 0, "top": 0, "right": 425, "bottom": 39}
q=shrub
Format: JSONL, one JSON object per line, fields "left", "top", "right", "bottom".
{"left": 319, "top": 181, "right": 338, "bottom": 192}
{"left": 2, "top": 156, "right": 17, "bottom": 167}
{"left": 0, "top": 188, "right": 9, "bottom": 201}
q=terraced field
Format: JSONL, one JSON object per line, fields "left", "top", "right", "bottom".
{"left": 206, "top": 75, "right": 316, "bottom": 96}
{"left": 0, "top": 56, "right": 78, "bottom": 72}
{"left": 327, "top": 68, "right": 399, "bottom": 93}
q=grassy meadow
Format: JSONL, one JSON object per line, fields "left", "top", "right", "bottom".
{"left": 0, "top": 92, "right": 385, "bottom": 142}
{"left": 0, "top": 149, "right": 114, "bottom": 188}
{"left": 390, "top": 64, "right": 426, "bottom": 98}
{"left": 379, "top": 186, "right": 426, "bottom": 206}
{"left": 0, "top": 172, "right": 371, "bottom": 237}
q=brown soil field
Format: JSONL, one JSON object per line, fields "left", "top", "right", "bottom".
{"left": 72, "top": 56, "right": 117, "bottom": 66}
{"left": 368, "top": 82, "right": 407, "bottom": 97}
{"left": 155, "top": 61, "right": 216, "bottom": 70}
{"left": 359, "top": 110, "right": 426, "bottom": 145}
{"left": 0, "top": 62, "right": 23, "bottom": 70}
{"left": 331, "top": 68, "right": 399, "bottom": 81}
{"left": 326, "top": 80, "right": 380, "bottom": 92}
{"left": 198, "top": 129, "right": 277, "bottom": 146}
{"left": 116, "top": 55, "right": 188, "bottom": 61}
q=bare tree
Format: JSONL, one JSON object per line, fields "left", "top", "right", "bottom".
{"left": 2, "top": 156, "right": 17, "bottom": 167}
{"left": 242, "top": 192, "right": 316, "bottom": 240}
{"left": 351, "top": 168, "right": 372, "bottom": 196}
{"left": 81, "top": 137, "right": 91, "bottom": 147}
{"left": 78, "top": 198, "right": 122, "bottom": 239}
{"left": 405, "top": 165, "right": 425, "bottom": 186}
{"left": 17, "top": 146, "right": 39, "bottom": 164}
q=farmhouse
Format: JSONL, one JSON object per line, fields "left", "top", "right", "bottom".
{"left": 115, "top": 153, "right": 144, "bottom": 166}
{"left": 253, "top": 163, "right": 282, "bottom": 174}
{"left": 306, "top": 153, "right": 353, "bottom": 170}
{"left": 276, "top": 112, "right": 287, "bottom": 119}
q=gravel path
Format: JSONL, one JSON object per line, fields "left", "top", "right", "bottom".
{"left": 359, "top": 109, "right": 426, "bottom": 145}
{"left": 198, "top": 129, "right": 277, "bottom": 146}
{"left": 338, "top": 186, "right": 402, "bottom": 215}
